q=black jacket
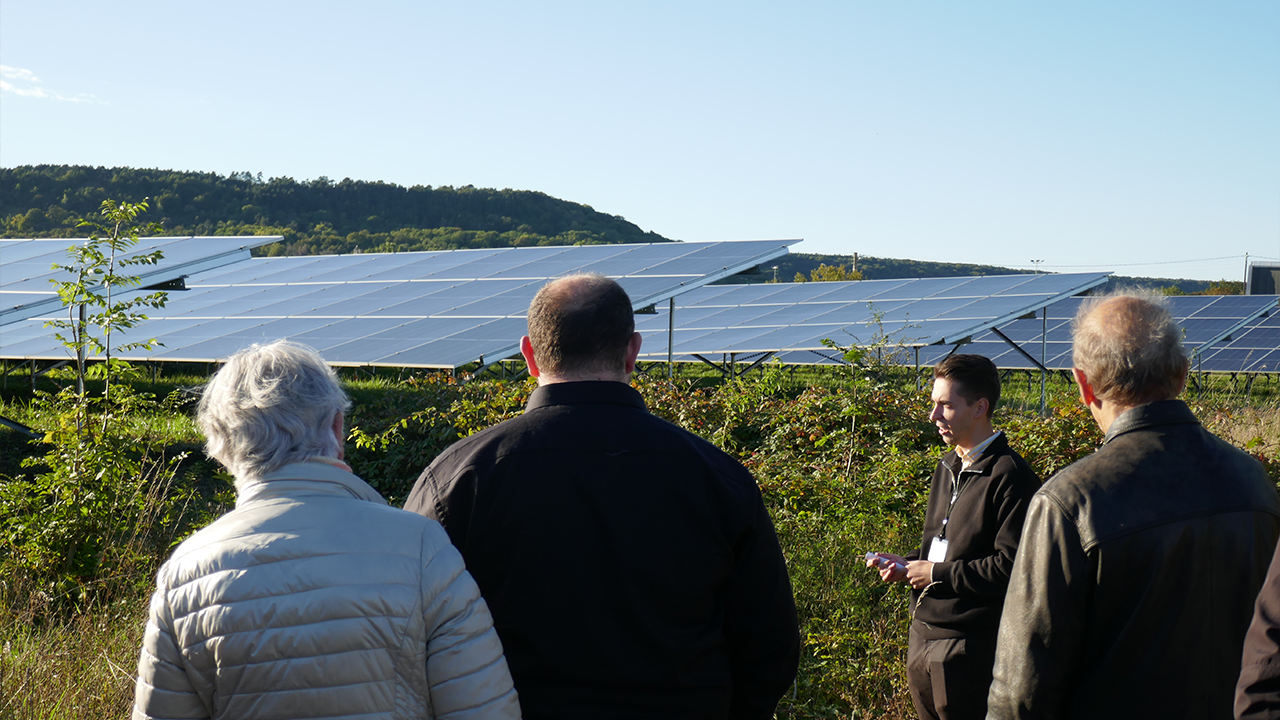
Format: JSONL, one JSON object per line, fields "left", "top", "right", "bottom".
{"left": 906, "top": 432, "right": 1041, "bottom": 638}
{"left": 1237, "top": 539, "right": 1280, "bottom": 719}
{"left": 987, "top": 400, "right": 1280, "bottom": 720}
{"left": 404, "top": 381, "right": 800, "bottom": 720}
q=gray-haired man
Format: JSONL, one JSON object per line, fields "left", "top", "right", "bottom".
{"left": 986, "top": 292, "right": 1280, "bottom": 720}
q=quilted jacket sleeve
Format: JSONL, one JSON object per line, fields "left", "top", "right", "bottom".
{"left": 132, "top": 582, "right": 210, "bottom": 720}
{"left": 419, "top": 521, "right": 522, "bottom": 720}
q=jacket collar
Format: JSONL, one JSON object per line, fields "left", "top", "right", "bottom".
{"left": 236, "top": 460, "right": 388, "bottom": 508}
{"left": 525, "top": 381, "right": 647, "bottom": 413}
{"left": 945, "top": 431, "right": 1012, "bottom": 476}
{"left": 1103, "top": 399, "right": 1200, "bottom": 444}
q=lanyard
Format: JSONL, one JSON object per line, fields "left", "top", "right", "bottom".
{"left": 939, "top": 463, "right": 969, "bottom": 540}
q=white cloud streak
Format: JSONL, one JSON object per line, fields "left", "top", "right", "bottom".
{"left": 0, "top": 65, "right": 102, "bottom": 103}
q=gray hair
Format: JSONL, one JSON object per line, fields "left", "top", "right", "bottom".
{"left": 1071, "top": 289, "right": 1189, "bottom": 407}
{"left": 197, "top": 340, "right": 351, "bottom": 486}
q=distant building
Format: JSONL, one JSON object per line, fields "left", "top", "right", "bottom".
{"left": 1247, "top": 261, "right": 1280, "bottom": 295}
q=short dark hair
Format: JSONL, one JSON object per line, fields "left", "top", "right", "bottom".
{"left": 526, "top": 274, "right": 635, "bottom": 376}
{"left": 933, "top": 354, "right": 1000, "bottom": 417}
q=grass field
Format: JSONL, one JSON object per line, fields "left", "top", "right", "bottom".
{"left": 1, "top": 360, "right": 1278, "bottom": 718}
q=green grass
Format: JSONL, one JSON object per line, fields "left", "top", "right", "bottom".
{"left": 0, "top": 588, "right": 147, "bottom": 719}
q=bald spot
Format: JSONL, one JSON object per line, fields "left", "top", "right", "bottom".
{"left": 1078, "top": 295, "right": 1148, "bottom": 344}
{"left": 1073, "top": 293, "right": 1187, "bottom": 406}
{"left": 526, "top": 273, "right": 635, "bottom": 378}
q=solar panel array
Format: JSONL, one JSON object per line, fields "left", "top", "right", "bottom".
{"left": 8, "top": 234, "right": 1278, "bottom": 374}
{"left": 1, "top": 236, "right": 279, "bottom": 325}
{"left": 633, "top": 273, "right": 1111, "bottom": 361}
{"left": 1, "top": 240, "right": 795, "bottom": 369}
{"left": 1197, "top": 305, "right": 1280, "bottom": 373}
{"left": 913, "top": 294, "right": 1278, "bottom": 371}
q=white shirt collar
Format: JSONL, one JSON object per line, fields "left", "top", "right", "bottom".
{"left": 959, "top": 430, "right": 1001, "bottom": 470}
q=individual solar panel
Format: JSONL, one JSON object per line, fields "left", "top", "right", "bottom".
{"left": 0, "top": 236, "right": 279, "bottom": 325}
{"left": 635, "top": 273, "right": 1111, "bottom": 361}
{"left": 243, "top": 256, "right": 385, "bottom": 285}
{"left": 2, "top": 239, "right": 796, "bottom": 369}
{"left": 864, "top": 277, "right": 979, "bottom": 300}
{"left": 193, "top": 256, "right": 333, "bottom": 285}
{"left": 290, "top": 318, "right": 416, "bottom": 352}
{"left": 481, "top": 246, "right": 634, "bottom": 279}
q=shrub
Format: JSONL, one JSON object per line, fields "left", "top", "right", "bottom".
{"left": 0, "top": 387, "right": 198, "bottom": 616}
{"left": 347, "top": 373, "right": 533, "bottom": 503}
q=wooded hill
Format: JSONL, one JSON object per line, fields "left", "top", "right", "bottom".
{"left": 763, "top": 253, "right": 1235, "bottom": 295}
{"left": 2, "top": 165, "right": 1228, "bottom": 292}
{"left": 0, "top": 165, "right": 670, "bottom": 255}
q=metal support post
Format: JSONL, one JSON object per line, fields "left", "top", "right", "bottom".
{"left": 667, "top": 298, "right": 675, "bottom": 379}
{"left": 1040, "top": 307, "right": 1047, "bottom": 416}
{"left": 914, "top": 346, "right": 921, "bottom": 392}
{"left": 1198, "top": 353, "right": 1203, "bottom": 400}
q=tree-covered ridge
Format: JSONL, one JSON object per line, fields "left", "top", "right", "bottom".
{"left": 0, "top": 165, "right": 673, "bottom": 254}
{"left": 756, "top": 253, "right": 1231, "bottom": 294}
{"left": 774, "top": 253, "right": 1026, "bottom": 282}
{"left": 4, "top": 165, "right": 1233, "bottom": 292}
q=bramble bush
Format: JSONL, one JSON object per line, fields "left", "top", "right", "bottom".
{"left": 0, "top": 387, "right": 198, "bottom": 616}
{"left": 342, "top": 360, "right": 1071, "bottom": 718}
{"left": 5, "top": 358, "right": 1278, "bottom": 717}
{"left": 346, "top": 373, "right": 533, "bottom": 503}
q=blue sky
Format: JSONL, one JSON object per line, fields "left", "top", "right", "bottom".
{"left": 2, "top": 1, "right": 1277, "bottom": 282}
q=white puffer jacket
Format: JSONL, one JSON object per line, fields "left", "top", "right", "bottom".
{"left": 132, "top": 460, "right": 521, "bottom": 720}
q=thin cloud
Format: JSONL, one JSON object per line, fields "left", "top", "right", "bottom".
{"left": 0, "top": 65, "right": 103, "bottom": 104}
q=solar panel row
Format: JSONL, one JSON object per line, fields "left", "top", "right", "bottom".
{"left": 0, "top": 236, "right": 279, "bottom": 325}
{"left": 6, "top": 235, "right": 1277, "bottom": 374}
{"left": 914, "top": 295, "right": 1278, "bottom": 372}
{"left": 634, "top": 273, "right": 1111, "bottom": 358}
{"left": 1198, "top": 309, "right": 1280, "bottom": 373}
{"left": 1, "top": 239, "right": 796, "bottom": 369}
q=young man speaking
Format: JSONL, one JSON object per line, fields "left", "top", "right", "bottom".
{"left": 869, "top": 354, "right": 1040, "bottom": 720}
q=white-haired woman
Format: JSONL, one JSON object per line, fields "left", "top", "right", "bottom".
{"left": 132, "top": 340, "right": 520, "bottom": 720}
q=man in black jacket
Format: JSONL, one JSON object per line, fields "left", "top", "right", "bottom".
{"left": 869, "top": 354, "right": 1041, "bottom": 720}
{"left": 404, "top": 274, "right": 800, "bottom": 720}
{"left": 986, "top": 292, "right": 1280, "bottom": 720}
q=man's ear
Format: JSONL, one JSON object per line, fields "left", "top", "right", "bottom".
{"left": 973, "top": 397, "right": 989, "bottom": 419}
{"left": 1073, "top": 367, "right": 1099, "bottom": 407}
{"left": 332, "top": 410, "right": 345, "bottom": 461}
{"left": 623, "top": 332, "right": 643, "bottom": 376}
{"left": 520, "top": 336, "right": 541, "bottom": 378}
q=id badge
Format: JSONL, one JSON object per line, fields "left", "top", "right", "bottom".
{"left": 927, "top": 536, "right": 949, "bottom": 563}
